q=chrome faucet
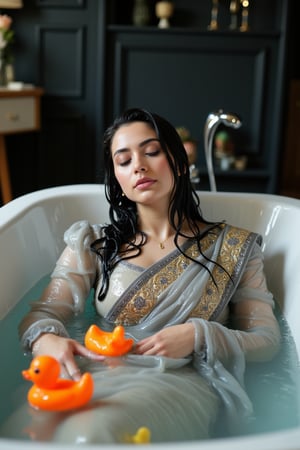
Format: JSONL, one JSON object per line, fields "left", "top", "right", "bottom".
{"left": 204, "top": 110, "right": 242, "bottom": 191}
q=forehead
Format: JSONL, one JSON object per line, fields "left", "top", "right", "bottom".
{"left": 112, "top": 122, "right": 156, "bottom": 150}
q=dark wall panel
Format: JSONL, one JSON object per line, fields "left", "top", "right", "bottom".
{"left": 38, "top": 113, "right": 85, "bottom": 187}
{"left": 37, "top": 25, "right": 85, "bottom": 97}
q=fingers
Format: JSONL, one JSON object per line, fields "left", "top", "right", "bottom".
{"left": 73, "top": 341, "right": 105, "bottom": 361}
{"left": 31, "top": 334, "right": 105, "bottom": 380}
{"left": 64, "top": 365, "right": 81, "bottom": 381}
{"left": 63, "top": 341, "right": 105, "bottom": 380}
{"left": 135, "top": 337, "right": 157, "bottom": 355}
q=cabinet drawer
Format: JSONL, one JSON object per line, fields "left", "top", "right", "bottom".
{"left": 0, "top": 97, "right": 36, "bottom": 133}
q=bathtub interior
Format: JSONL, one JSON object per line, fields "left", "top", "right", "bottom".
{"left": 1, "top": 184, "right": 300, "bottom": 450}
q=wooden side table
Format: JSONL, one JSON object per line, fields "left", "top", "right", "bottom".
{"left": 0, "top": 86, "right": 44, "bottom": 204}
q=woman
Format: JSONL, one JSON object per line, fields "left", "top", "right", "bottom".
{"left": 17, "top": 108, "right": 280, "bottom": 443}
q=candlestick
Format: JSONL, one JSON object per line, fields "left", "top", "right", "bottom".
{"left": 208, "top": 0, "right": 219, "bottom": 31}
{"left": 240, "top": 0, "right": 250, "bottom": 32}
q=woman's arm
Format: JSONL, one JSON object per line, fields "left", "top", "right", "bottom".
{"left": 18, "top": 221, "right": 105, "bottom": 378}
{"left": 191, "top": 245, "right": 281, "bottom": 365}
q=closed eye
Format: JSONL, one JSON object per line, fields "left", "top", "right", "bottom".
{"left": 119, "top": 159, "right": 131, "bottom": 167}
{"left": 146, "top": 149, "right": 160, "bottom": 157}
{"left": 118, "top": 149, "right": 161, "bottom": 166}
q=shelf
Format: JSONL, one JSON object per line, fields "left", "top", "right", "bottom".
{"left": 107, "top": 25, "right": 281, "bottom": 38}
{"left": 107, "top": 0, "right": 285, "bottom": 35}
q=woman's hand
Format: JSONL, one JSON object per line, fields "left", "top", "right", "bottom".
{"left": 134, "top": 323, "right": 195, "bottom": 358}
{"left": 31, "top": 333, "right": 105, "bottom": 380}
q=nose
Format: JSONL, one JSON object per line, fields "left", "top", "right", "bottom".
{"left": 133, "top": 156, "right": 147, "bottom": 173}
{"left": 135, "top": 166, "right": 146, "bottom": 173}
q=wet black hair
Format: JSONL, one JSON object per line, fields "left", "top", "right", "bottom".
{"left": 91, "top": 108, "right": 222, "bottom": 301}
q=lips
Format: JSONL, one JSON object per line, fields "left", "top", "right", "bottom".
{"left": 134, "top": 178, "right": 155, "bottom": 189}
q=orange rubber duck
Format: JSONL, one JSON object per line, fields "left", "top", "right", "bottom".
{"left": 84, "top": 324, "right": 134, "bottom": 356}
{"left": 22, "top": 355, "right": 94, "bottom": 411}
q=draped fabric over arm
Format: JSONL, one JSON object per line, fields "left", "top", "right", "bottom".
{"left": 189, "top": 244, "right": 281, "bottom": 430}
{"left": 18, "top": 221, "right": 103, "bottom": 351}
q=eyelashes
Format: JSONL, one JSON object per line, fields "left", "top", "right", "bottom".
{"left": 118, "top": 149, "right": 161, "bottom": 167}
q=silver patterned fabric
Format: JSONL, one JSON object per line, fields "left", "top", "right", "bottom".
{"left": 12, "top": 220, "right": 280, "bottom": 443}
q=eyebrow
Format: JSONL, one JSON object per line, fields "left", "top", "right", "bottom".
{"left": 113, "top": 138, "right": 160, "bottom": 158}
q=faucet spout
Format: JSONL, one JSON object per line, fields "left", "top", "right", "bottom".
{"left": 204, "top": 109, "right": 242, "bottom": 192}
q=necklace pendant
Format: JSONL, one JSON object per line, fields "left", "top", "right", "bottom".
{"left": 159, "top": 242, "right": 165, "bottom": 249}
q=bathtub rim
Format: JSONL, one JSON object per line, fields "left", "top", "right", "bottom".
{"left": 2, "top": 183, "right": 300, "bottom": 221}
{"left": 0, "top": 184, "right": 106, "bottom": 232}
{"left": 1, "top": 425, "right": 300, "bottom": 450}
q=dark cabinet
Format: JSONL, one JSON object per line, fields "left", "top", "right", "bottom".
{"left": 105, "top": 0, "right": 290, "bottom": 192}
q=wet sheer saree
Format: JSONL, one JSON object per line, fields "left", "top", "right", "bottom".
{"left": 14, "top": 221, "right": 280, "bottom": 443}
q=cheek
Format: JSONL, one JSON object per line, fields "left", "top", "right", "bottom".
{"left": 158, "top": 156, "right": 171, "bottom": 171}
{"left": 159, "top": 157, "right": 174, "bottom": 180}
{"left": 114, "top": 169, "right": 124, "bottom": 185}
{"left": 113, "top": 166, "right": 129, "bottom": 189}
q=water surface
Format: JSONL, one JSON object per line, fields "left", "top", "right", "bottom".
{"left": 0, "top": 275, "right": 299, "bottom": 441}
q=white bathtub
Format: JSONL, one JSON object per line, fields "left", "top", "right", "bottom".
{"left": 1, "top": 184, "right": 300, "bottom": 450}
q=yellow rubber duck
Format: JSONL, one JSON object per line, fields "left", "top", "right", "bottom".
{"left": 124, "top": 426, "right": 151, "bottom": 444}
{"left": 22, "top": 355, "right": 94, "bottom": 411}
{"left": 84, "top": 324, "right": 134, "bottom": 356}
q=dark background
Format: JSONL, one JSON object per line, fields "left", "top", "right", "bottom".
{"left": 2, "top": 0, "right": 300, "bottom": 203}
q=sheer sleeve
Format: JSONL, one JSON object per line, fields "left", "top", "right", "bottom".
{"left": 190, "top": 242, "right": 281, "bottom": 427}
{"left": 191, "top": 242, "right": 280, "bottom": 363}
{"left": 18, "top": 220, "right": 103, "bottom": 351}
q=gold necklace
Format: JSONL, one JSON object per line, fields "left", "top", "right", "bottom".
{"left": 159, "top": 239, "right": 168, "bottom": 249}
{"left": 144, "top": 233, "right": 173, "bottom": 249}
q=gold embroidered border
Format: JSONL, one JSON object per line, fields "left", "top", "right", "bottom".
{"left": 114, "top": 228, "right": 222, "bottom": 325}
{"left": 189, "top": 226, "right": 253, "bottom": 320}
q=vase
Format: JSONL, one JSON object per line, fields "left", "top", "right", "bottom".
{"left": 155, "top": 1, "right": 174, "bottom": 28}
{"left": 132, "top": 0, "right": 150, "bottom": 26}
{"left": 0, "top": 54, "right": 7, "bottom": 86}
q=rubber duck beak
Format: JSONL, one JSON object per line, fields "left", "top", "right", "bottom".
{"left": 22, "top": 369, "right": 31, "bottom": 381}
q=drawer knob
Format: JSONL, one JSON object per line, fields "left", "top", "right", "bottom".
{"left": 5, "top": 112, "right": 20, "bottom": 121}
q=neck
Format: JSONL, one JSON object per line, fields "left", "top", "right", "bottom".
{"left": 142, "top": 230, "right": 175, "bottom": 249}
{"left": 137, "top": 206, "right": 174, "bottom": 239}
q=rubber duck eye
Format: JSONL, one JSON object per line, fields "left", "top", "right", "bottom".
{"left": 34, "top": 368, "right": 40, "bottom": 374}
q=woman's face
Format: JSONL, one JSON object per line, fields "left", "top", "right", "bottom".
{"left": 111, "top": 121, "right": 174, "bottom": 206}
